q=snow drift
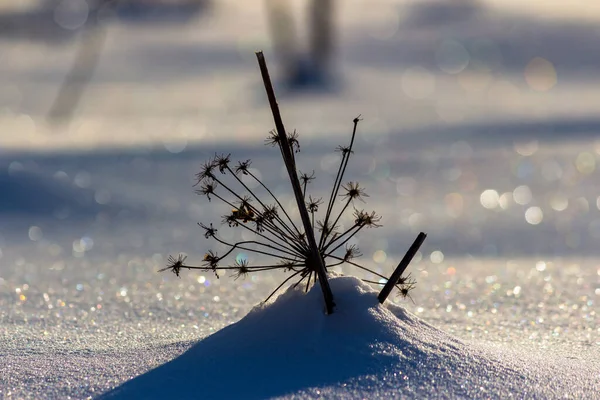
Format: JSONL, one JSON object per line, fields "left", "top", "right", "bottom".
{"left": 100, "top": 276, "right": 597, "bottom": 399}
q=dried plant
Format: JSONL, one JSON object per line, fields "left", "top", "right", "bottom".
{"left": 160, "top": 52, "right": 423, "bottom": 313}
{"left": 161, "top": 118, "right": 417, "bottom": 305}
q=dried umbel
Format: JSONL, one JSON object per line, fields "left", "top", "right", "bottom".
{"left": 161, "top": 51, "right": 422, "bottom": 312}
{"left": 161, "top": 119, "right": 416, "bottom": 304}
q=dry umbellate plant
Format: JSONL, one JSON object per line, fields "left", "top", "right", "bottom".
{"left": 161, "top": 52, "right": 425, "bottom": 314}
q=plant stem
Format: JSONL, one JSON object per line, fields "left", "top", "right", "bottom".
{"left": 243, "top": 169, "right": 304, "bottom": 241}
{"left": 326, "top": 255, "right": 389, "bottom": 281}
{"left": 319, "top": 117, "right": 360, "bottom": 248}
{"left": 264, "top": 269, "right": 304, "bottom": 303}
{"left": 205, "top": 190, "right": 306, "bottom": 256}
{"left": 324, "top": 225, "right": 365, "bottom": 256}
{"left": 378, "top": 232, "right": 427, "bottom": 304}
{"left": 322, "top": 222, "right": 361, "bottom": 253}
{"left": 256, "top": 51, "right": 335, "bottom": 314}
{"left": 214, "top": 237, "right": 300, "bottom": 261}
{"left": 321, "top": 197, "right": 352, "bottom": 245}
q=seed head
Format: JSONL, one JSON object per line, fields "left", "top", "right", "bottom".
{"left": 342, "top": 182, "right": 368, "bottom": 202}
{"left": 195, "top": 159, "right": 217, "bottom": 184}
{"left": 265, "top": 130, "right": 280, "bottom": 147}
{"left": 335, "top": 145, "right": 353, "bottom": 156}
{"left": 215, "top": 153, "right": 231, "bottom": 174}
{"left": 354, "top": 209, "right": 382, "bottom": 228}
{"left": 299, "top": 171, "right": 316, "bottom": 186}
{"left": 159, "top": 254, "right": 187, "bottom": 277}
{"left": 198, "top": 222, "right": 217, "bottom": 239}
{"left": 231, "top": 259, "right": 250, "bottom": 280}
{"left": 287, "top": 130, "right": 300, "bottom": 153}
{"left": 202, "top": 251, "right": 220, "bottom": 278}
{"left": 222, "top": 213, "right": 240, "bottom": 227}
{"left": 235, "top": 160, "right": 252, "bottom": 175}
{"left": 316, "top": 220, "right": 339, "bottom": 238}
{"left": 262, "top": 205, "right": 278, "bottom": 221}
{"left": 343, "top": 244, "right": 362, "bottom": 262}
{"left": 306, "top": 196, "right": 323, "bottom": 213}
{"left": 196, "top": 180, "right": 217, "bottom": 201}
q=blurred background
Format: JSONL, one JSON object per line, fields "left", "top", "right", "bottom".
{"left": 1, "top": 0, "right": 600, "bottom": 149}
{"left": 1, "top": 2, "right": 600, "bottom": 396}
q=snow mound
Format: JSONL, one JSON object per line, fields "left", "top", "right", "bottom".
{"left": 100, "top": 276, "right": 596, "bottom": 399}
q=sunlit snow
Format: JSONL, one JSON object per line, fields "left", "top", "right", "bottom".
{"left": 1, "top": 0, "right": 599, "bottom": 399}
{"left": 101, "top": 276, "right": 600, "bottom": 399}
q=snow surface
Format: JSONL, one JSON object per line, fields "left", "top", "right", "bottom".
{"left": 1, "top": 0, "right": 600, "bottom": 399}
{"left": 100, "top": 275, "right": 599, "bottom": 399}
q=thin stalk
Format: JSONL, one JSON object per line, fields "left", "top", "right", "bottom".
{"left": 292, "top": 270, "right": 310, "bottom": 289}
{"left": 357, "top": 279, "right": 384, "bottom": 285}
{"left": 326, "top": 255, "right": 389, "bottom": 281}
{"left": 324, "top": 260, "right": 345, "bottom": 268}
{"left": 305, "top": 271, "right": 312, "bottom": 292}
{"left": 320, "top": 197, "right": 352, "bottom": 245}
{"left": 378, "top": 232, "right": 427, "bottom": 304}
{"left": 241, "top": 169, "right": 305, "bottom": 243}
{"left": 204, "top": 190, "right": 306, "bottom": 256}
{"left": 226, "top": 166, "right": 303, "bottom": 242}
{"left": 205, "top": 219, "right": 301, "bottom": 259}
{"left": 217, "top": 236, "right": 299, "bottom": 259}
{"left": 302, "top": 178, "right": 308, "bottom": 199}
{"left": 264, "top": 269, "right": 305, "bottom": 303}
{"left": 231, "top": 220, "right": 306, "bottom": 259}
{"left": 324, "top": 225, "right": 366, "bottom": 255}
{"left": 322, "top": 222, "right": 363, "bottom": 252}
{"left": 208, "top": 175, "right": 303, "bottom": 252}
{"left": 173, "top": 264, "right": 302, "bottom": 272}
{"left": 319, "top": 151, "right": 348, "bottom": 249}
{"left": 214, "top": 237, "right": 299, "bottom": 262}
{"left": 319, "top": 118, "right": 360, "bottom": 248}
{"left": 257, "top": 51, "right": 335, "bottom": 314}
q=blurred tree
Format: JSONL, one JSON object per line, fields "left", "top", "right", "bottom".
{"left": 46, "top": 0, "right": 209, "bottom": 122}
{"left": 265, "top": 0, "right": 334, "bottom": 88}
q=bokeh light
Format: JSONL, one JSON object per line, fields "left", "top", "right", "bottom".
{"left": 480, "top": 189, "right": 500, "bottom": 210}
{"left": 54, "top": 0, "right": 89, "bottom": 30}
{"left": 28, "top": 226, "right": 43, "bottom": 241}
{"left": 435, "top": 39, "right": 470, "bottom": 74}
{"left": 430, "top": 250, "right": 444, "bottom": 264}
{"left": 498, "top": 192, "right": 513, "bottom": 210}
{"left": 525, "top": 207, "right": 543, "bottom": 225}
{"left": 373, "top": 250, "right": 387, "bottom": 264}
{"left": 396, "top": 177, "right": 416, "bottom": 197}
{"left": 575, "top": 152, "right": 596, "bottom": 174}
{"left": 524, "top": 57, "right": 557, "bottom": 91}
{"left": 513, "top": 185, "right": 533, "bottom": 205}
{"left": 514, "top": 140, "right": 539, "bottom": 156}
{"left": 95, "top": 189, "right": 112, "bottom": 205}
{"left": 550, "top": 195, "right": 568, "bottom": 211}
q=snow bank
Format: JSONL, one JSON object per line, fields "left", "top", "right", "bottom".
{"left": 101, "top": 276, "right": 598, "bottom": 399}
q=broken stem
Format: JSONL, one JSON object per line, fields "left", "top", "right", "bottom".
{"left": 378, "top": 232, "right": 427, "bottom": 304}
